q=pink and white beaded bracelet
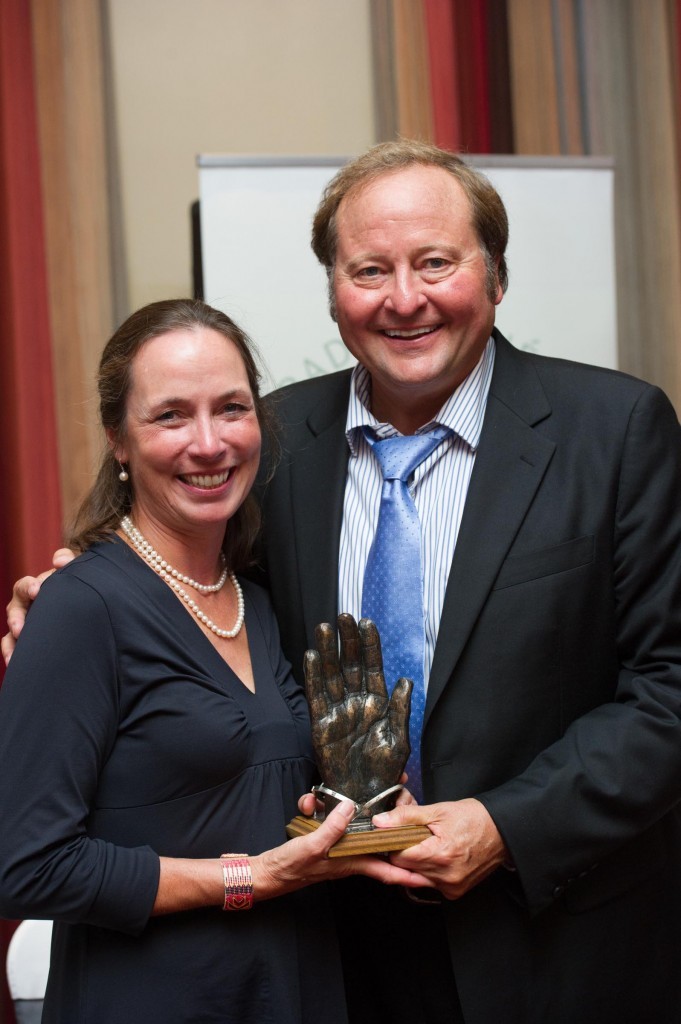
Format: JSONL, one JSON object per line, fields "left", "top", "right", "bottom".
{"left": 219, "top": 853, "right": 253, "bottom": 911}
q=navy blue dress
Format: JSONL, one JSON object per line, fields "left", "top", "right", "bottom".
{"left": 0, "top": 537, "right": 346, "bottom": 1023}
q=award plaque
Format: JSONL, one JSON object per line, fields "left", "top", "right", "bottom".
{"left": 286, "top": 615, "right": 431, "bottom": 857}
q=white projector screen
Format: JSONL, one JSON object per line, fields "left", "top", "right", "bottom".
{"left": 197, "top": 155, "right": 616, "bottom": 393}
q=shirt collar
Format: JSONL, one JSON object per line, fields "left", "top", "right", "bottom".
{"left": 345, "top": 336, "right": 496, "bottom": 455}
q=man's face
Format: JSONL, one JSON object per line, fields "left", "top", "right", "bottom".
{"left": 332, "top": 165, "right": 503, "bottom": 433}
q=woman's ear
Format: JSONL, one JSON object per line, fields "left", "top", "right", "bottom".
{"left": 106, "top": 427, "right": 127, "bottom": 464}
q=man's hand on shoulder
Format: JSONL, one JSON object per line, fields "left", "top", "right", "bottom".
{"left": 2, "top": 548, "right": 76, "bottom": 665}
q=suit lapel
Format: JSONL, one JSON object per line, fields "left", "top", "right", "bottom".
{"left": 424, "top": 334, "right": 556, "bottom": 723}
{"left": 290, "top": 377, "right": 351, "bottom": 642}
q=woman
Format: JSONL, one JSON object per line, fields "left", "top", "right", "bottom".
{"left": 0, "top": 299, "right": 422, "bottom": 1023}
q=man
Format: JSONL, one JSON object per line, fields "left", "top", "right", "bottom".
{"left": 6, "top": 140, "right": 681, "bottom": 1023}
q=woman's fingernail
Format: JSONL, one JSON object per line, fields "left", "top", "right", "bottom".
{"left": 338, "top": 800, "right": 356, "bottom": 820}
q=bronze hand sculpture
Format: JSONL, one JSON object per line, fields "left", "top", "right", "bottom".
{"left": 303, "top": 614, "right": 413, "bottom": 815}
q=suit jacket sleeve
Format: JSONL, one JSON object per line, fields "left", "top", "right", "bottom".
{"left": 477, "top": 382, "right": 681, "bottom": 913}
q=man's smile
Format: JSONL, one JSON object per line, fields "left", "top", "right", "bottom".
{"left": 382, "top": 325, "right": 441, "bottom": 340}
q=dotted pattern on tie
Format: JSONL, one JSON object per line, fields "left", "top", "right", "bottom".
{"left": 361, "top": 427, "right": 450, "bottom": 802}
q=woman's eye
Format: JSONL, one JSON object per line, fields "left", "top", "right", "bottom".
{"left": 157, "top": 410, "right": 180, "bottom": 422}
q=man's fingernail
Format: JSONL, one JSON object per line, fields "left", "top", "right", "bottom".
{"left": 372, "top": 812, "right": 388, "bottom": 825}
{"left": 338, "top": 800, "right": 356, "bottom": 820}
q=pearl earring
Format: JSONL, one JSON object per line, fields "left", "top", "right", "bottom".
{"left": 118, "top": 463, "right": 129, "bottom": 482}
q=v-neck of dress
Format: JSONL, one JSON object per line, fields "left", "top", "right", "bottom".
{"left": 102, "top": 534, "right": 263, "bottom": 698}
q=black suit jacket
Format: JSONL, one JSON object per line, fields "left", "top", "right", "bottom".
{"left": 258, "top": 331, "right": 681, "bottom": 1023}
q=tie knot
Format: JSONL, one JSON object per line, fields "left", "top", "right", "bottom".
{"left": 363, "top": 427, "right": 450, "bottom": 482}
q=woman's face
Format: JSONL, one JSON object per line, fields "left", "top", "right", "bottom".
{"left": 112, "top": 327, "right": 262, "bottom": 540}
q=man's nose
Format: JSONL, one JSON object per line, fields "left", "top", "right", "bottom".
{"left": 384, "top": 269, "right": 427, "bottom": 317}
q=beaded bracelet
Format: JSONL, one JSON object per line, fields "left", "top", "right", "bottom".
{"left": 220, "top": 853, "right": 253, "bottom": 911}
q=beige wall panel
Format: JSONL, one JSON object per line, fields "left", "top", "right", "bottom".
{"left": 106, "top": 0, "right": 375, "bottom": 311}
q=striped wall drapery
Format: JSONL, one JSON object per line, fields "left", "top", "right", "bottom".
{"left": 370, "top": 0, "right": 681, "bottom": 413}
{"left": 0, "top": 3, "right": 63, "bottom": 1016}
{"left": 0, "top": 3, "right": 62, "bottom": 626}
{"left": 30, "top": 0, "right": 120, "bottom": 524}
{"left": 0, "top": 2, "right": 116, "bottom": 1008}
{"left": 1, "top": 0, "right": 119, "bottom": 567}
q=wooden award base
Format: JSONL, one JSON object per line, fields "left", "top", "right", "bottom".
{"left": 286, "top": 815, "right": 431, "bottom": 857}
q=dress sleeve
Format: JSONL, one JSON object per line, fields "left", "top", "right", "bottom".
{"left": 0, "top": 570, "right": 160, "bottom": 935}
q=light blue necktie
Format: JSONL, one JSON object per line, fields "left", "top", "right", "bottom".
{"left": 361, "top": 426, "right": 450, "bottom": 802}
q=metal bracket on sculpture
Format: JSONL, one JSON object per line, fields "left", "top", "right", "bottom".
{"left": 311, "top": 782, "right": 404, "bottom": 830}
{"left": 287, "top": 782, "right": 430, "bottom": 853}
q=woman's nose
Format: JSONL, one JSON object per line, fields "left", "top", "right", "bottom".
{"left": 189, "top": 418, "right": 225, "bottom": 458}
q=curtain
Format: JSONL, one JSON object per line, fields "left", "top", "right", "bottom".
{"left": 0, "top": 2, "right": 60, "bottom": 1014}
{"left": 0, "top": 0, "right": 118, "bottom": 590}
{"left": 31, "top": 0, "right": 120, "bottom": 525}
{"left": 369, "top": 0, "right": 681, "bottom": 412}
{"left": 0, "top": 0, "right": 63, "bottom": 601}
{"left": 0, "top": 2, "right": 116, "bottom": 1015}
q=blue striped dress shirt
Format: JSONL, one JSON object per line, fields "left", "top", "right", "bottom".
{"left": 338, "top": 336, "right": 496, "bottom": 693}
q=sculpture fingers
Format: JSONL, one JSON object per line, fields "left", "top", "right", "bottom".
{"left": 337, "top": 613, "right": 362, "bottom": 693}
{"left": 314, "top": 621, "right": 345, "bottom": 704}
{"left": 358, "top": 618, "right": 389, "bottom": 698}
{"left": 388, "top": 677, "right": 413, "bottom": 740}
{"left": 303, "top": 649, "right": 329, "bottom": 720}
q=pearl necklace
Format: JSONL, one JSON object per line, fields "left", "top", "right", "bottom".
{"left": 119, "top": 516, "right": 245, "bottom": 639}
{"left": 120, "top": 515, "right": 228, "bottom": 594}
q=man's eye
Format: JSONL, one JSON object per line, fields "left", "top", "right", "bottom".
{"left": 357, "top": 266, "right": 382, "bottom": 279}
{"left": 424, "top": 257, "right": 448, "bottom": 270}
